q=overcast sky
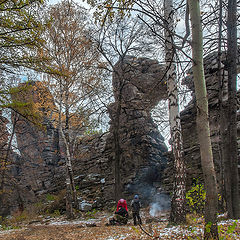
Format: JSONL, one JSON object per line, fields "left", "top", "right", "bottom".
{"left": 48, "top": 0, "right": 90, "bottom": 7}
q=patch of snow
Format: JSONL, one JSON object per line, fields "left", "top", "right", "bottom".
{"left": 218, "top": 219, "right": 240, "bottom": 225}
{"left": 48, "top": 218, "right": 99, "bottom": 226}
{"left": 105, "top": 234, "right": 130, "bottom": 240}
{"left": 0, "top": 228, "right": 25, "bottom": 235}
{"left": 158, "top": 225, "right": 203, "bottom": 238}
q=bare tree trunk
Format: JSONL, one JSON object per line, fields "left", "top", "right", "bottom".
{"left": 226, "top": 0, "right": 240, "bottom": 219}
{"left": 164, "top": 0, "right": 186, "bottom": 224}
{"left": 217, "top": 0, "right": 226, "bottom": 213}
{"left": 113, "top": 71, "right": 124, "bottom": 202}
{"left": 0, "top": 114, "right": 17, "bottom": 210}
{"left": 219, "top": 79, "right": 230, "bottom": 214}
{"left": 59, "top": 125, "right": 78, "bottom": 209}
{"left": 113, "top": 103, "right": 121, "bottom": 202}
{"left": 58, "top": 90, "right": 77, "bottom": 218}
{"left": 188, "top": 0, "right": 219, "bottom": 239}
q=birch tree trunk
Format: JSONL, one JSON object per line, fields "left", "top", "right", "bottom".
{"left": 226, "top": 0, "right": 240, "bottom": 219}
{"left": 58, "top": 90, "right": 77, "bottom": 219}
{"left": 188, "top": 0, "right": 219, "bottom": 238}
{"left": 164, "top": 0, "right": 186, "bottom": 224}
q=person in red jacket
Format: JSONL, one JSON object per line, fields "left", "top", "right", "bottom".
{"left": 116, "top": 198, "right": 128, "bottom": 211}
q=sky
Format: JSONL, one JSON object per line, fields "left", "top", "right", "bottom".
{"left": 48, "top": 0, "right": 89, "bottom": 7}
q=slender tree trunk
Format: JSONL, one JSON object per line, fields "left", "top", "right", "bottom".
{"left": 219, "top": 75, "right": 230, "bottom": 214}
{"left": 113, "top": 103, "right": 121, "bottom": 202}
{"left": 164, "top": 0, "right": 186, "bottom": 224}
{"left": 113, "top": 73, "right": 124, "bottom": 202}
{"left": 226, "top": 0, "right": 240, "bottom": 219}
{"left": 188, "top": 0, "right": 219, "bottom": 239}
{"left": 217, "top": 0, "right": 226, "bottom": 213}
{"left": 0, "top": 115, "right": 17, "bottom": 210}
{"left": 59, "top": 125, "right": 78, "bottom": 209}
{"left": 0, "top": 115, "right": 17, "bottom": 191}
{"left": 62, "top": 93, "right": 78, "bottom": 209}
{"left": 58, "top": 90, "right": 77, "bottom": 218}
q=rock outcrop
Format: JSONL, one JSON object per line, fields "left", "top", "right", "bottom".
{"left": 181, "top": 51, "right": 240, "bottom": 188}
{"left": 73, "top": 57, "right": 169, "bottom": 206}
{"left": 106, "top": 57, "right": 169, "bottom": 201}
{"left": 0, "top": 82, "right": 66, "bottom": 216}
{"left": 3, "top": 51, "right": 240, "bottom": 216}
{"left": 1, "top": 57, "right": 170, "bottom": 215}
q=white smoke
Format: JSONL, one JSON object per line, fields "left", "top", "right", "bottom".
{"left": 149, "top": 202, "right": 162, "bottom": 217}
{"left": 149, "top": 193, "right": 170, "bottom": 217}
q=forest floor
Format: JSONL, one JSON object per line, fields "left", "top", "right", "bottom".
{"left": 0, "top": 209, "right": 240, "bottom": 240}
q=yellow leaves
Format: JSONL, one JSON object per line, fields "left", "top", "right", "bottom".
{"left": 11, "top": 81, "right": 58, "bottom": 127}
{"left": 0, "top": 158, "right": 10, "bottom": 171}
{"left": 131, "top": 225, "right": 140, "bottom": 234}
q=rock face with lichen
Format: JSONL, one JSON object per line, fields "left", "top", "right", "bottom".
{"left": 12, "top": 82, "right": 65, "bottom": 195}
{"left": 0, "top": 82, "right": 65, "bottom": 216}
{"left": 180, "top": 51, "right": 240, "bottom": 189}
{"left": 106, "top": 57, "right": 169, "bottom": 201}
{"left": 1, "top": 57, "right": 171, "bottom": 215}
{"left": 73, "top": 57, "right": 170, "bottom": 205}
{"left": 5, "top": 51, "right": 240, "bottom": 215}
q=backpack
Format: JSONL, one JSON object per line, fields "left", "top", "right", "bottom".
{"left": 132, "top": 199, "right": 140, "bottom": 212}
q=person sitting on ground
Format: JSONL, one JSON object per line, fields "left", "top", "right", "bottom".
{"left": 115, "top": 205, "right": 128, "bottom": 224}
{"left": 109, "top": 205, "right": 129, "bottom": 225}
{"left": 131, "top": 194, "right": 142, "bottom": 225}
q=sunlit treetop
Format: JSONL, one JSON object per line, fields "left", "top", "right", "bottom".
{"left": 84, "top": 0, "right": 134, "bottom": 23}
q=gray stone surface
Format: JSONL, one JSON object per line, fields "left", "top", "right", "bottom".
{"left": 180, "top": 50, "right": 240, "bottom": 189}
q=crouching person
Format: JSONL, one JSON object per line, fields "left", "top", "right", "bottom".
{"left": 109, "top": 205, "right": 128, "bottom": 225}
{"left": 115, "top": 205, "right": 128, "bottom": 224}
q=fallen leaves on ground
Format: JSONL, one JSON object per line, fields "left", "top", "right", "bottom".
{"left": 0, "top": 211, "right": 239, "bottom": 240}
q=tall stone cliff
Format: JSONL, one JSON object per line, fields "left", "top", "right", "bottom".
{"left": 0, "top": 82, "right": 66, "bottom": 216}
{"left": 1, "top": 58, "right": 170, "bottom": 215}
{"left": 180, "top": 51, "right": 240, "bottom": 189}
{"left": 73, "top": 57, "right": 169, "bottom": 205}
{"left": 4, "top": 51, "right": 239, "bottom": 215}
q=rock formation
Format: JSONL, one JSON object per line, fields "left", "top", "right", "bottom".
{"left": 107, "top": 57, "right": 169, "bottom": 200}
{"left": 73, "top": 57, "right": 170, "bottom": 206}
{"left": 0, "top": 82, "right": 66, "bottom": 216}
{"left": 1, "top": 57, "right": 170, "bottom": 215}
{"left": 6, "top": 51, "right": 240, "bottom": 215}
{"left": 181, "top": 51, "right": 240, "bottom": 189}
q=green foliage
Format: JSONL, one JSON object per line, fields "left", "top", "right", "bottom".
{"left": 226, "top": 221, "right": 237, "bottom": 234}
{"left": 45, "top": 209, "right": 61, "bottom": 217}
{"left": 46, "top": 193, "right": 55, "bottom": 201}
{"left": 186, "top": 213, "right": 198, "bottom": 225}
{"left": 218, "top": 221, "right": 238, "bottom": 240}
{"left": 186, "top": 178, "right": 206, "bottom": 214}
{"left": 0, "top": 224, "right": 20, "bottom": 231}
{"left": 131, "top": 226, "right": 140, "bottom": 234}
{"left": 86, "top": 208, "right": 98, "bottom": 219}
{"left": 205, "top": 221, "right": 212, "bottom": 233}
{"left": 53, "top": 210, "right": 61, "bottom": 217}
{"left": 84, "top": 128, "right": 102, "bottom": 136}
{"left": 1, "top": 210, "right": 29, "bottom": 227}
{"left": 186, "top": 219, "right": 238, "bottom": 240}
{"left": 43, "top": 190, "right": 65, "bottom": 215}
{"left": 0, "top": 0, "right": 49, "bottom": 73}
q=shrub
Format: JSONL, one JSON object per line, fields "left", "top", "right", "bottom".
{"left": 186, "top": 178, "right": 206, "bottom": 214}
